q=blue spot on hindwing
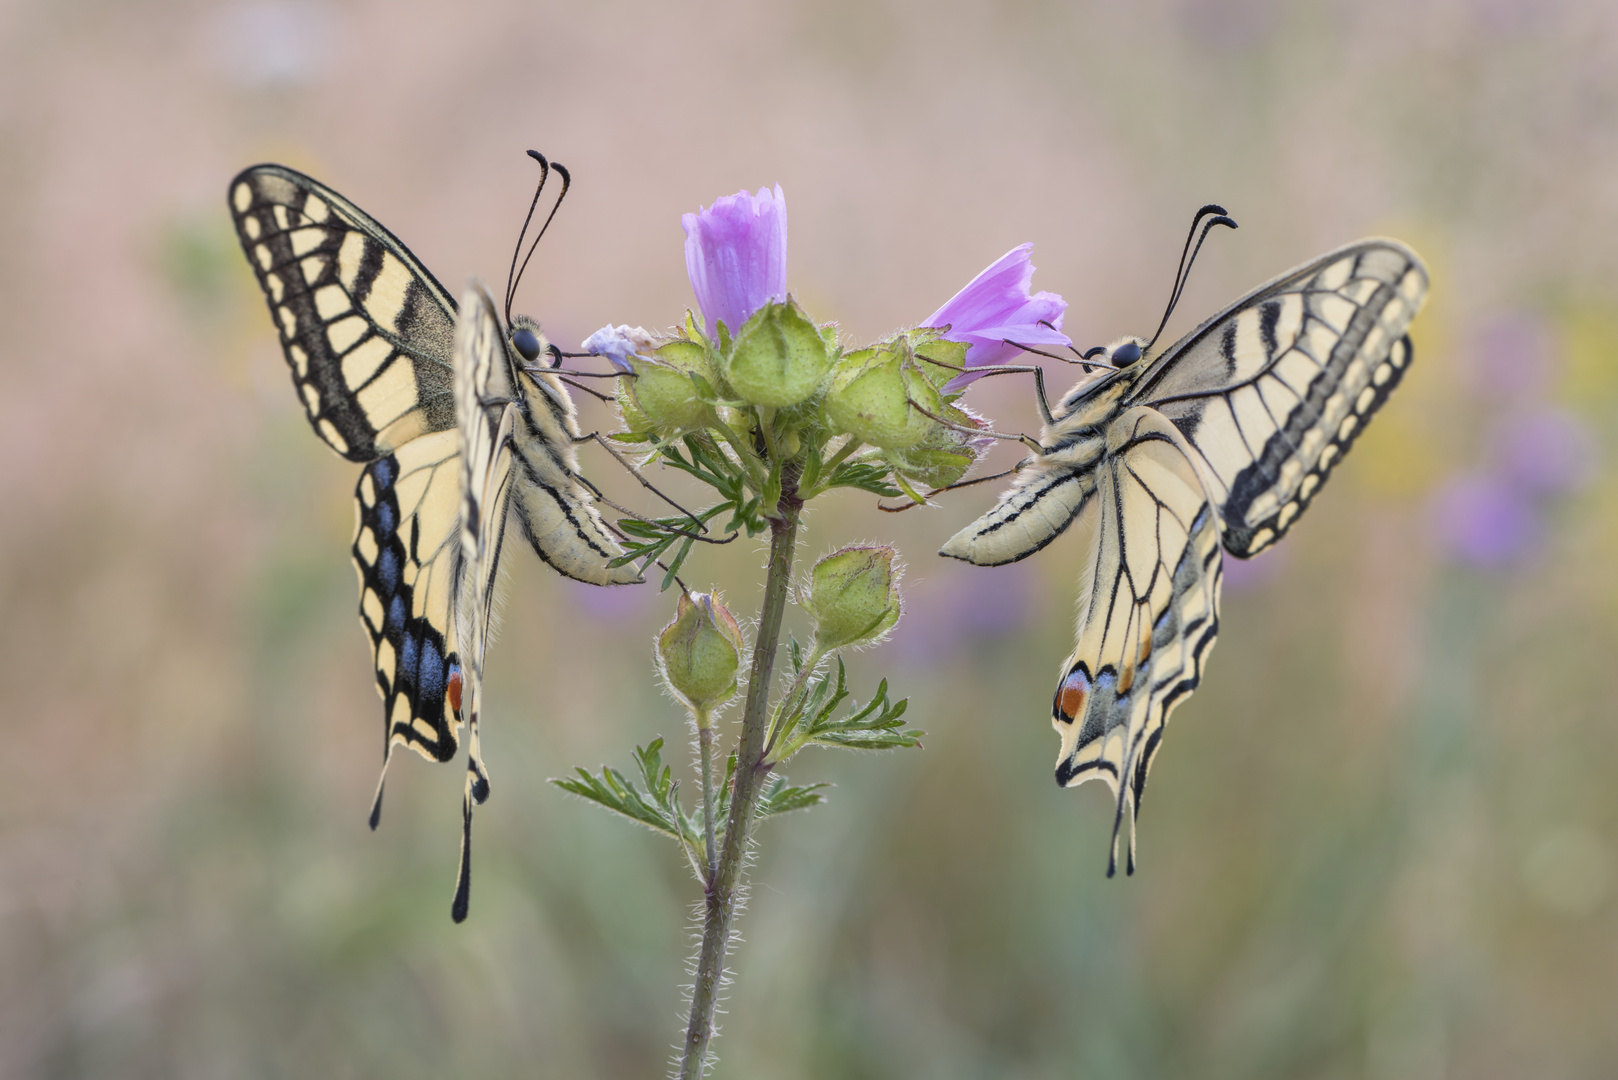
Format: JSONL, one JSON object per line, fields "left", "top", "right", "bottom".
{"left": 418, "top": 637, "right": 444, "bottom": 702}
{"left": 399, "top": 630, "right": 418, "bottom": 687}
{"left": 377, "top": 548, "right": 400, "bottom": 591}
{"left": 373, "top": 457, "right": 395, "bottom": 490}
{"left": 387, "top": 595, "right": 405, "bottom": 632}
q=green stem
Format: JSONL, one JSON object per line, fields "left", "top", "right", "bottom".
{"left": 678, "top": 471, "right": 802, "bottom": 1080}
{"left": 708, "top": 415, "right": 768, "bottom": 492}
{"left": 695, "top": 704, "right": 717, "bottom": 882}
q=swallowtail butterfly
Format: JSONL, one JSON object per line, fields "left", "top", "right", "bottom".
{"left": 943, "top": 217, "right": 1427, "bottom": 874}
{"left": 229, "top": 159, "right": 640, "bottom": 919}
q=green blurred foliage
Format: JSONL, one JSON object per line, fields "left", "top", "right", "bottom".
{"left": 3, "top": 0, "right": 1618, "bottom": 1078}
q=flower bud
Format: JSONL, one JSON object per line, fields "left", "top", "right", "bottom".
{"left": 722, "top": 298, "right": 831, "bottom": 408}
{"left": 821, "top": 339, "right": 943, "bottom": 450}
{"left": 619, "top": 339, "right": 716, "bottom": 435}
{"left": 657, "top": 592, "right": 746, "bottom": 710}
{"left": 805, "top": 546, "right": 903, "bottom": 651}
{"left": 887, "top": 400, "right": 991, "bottom": 488}
{"left": 908, "top": 333, "right": 971, "bottom": 392}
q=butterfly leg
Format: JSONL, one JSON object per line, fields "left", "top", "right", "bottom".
{"left": 876, "top": 459, "right": 1034, "bottom": 512}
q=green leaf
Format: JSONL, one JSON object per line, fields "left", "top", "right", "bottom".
{"left": 827, "top": 461, "right": 903, "bottom": 498}
{"left": 760, "top": 459, "right": 783, "bottom": 520}
{"left": 756, "top": 775, "right": 828, "bottom": 817}
{"left": 799, "top": 440, "right": 824, "bottom": 492}
{"left": 552, "top": 738, "right": 700, "bottom": 845}
{"left": 803, "top": 662, "right": 923, "bottom": 752}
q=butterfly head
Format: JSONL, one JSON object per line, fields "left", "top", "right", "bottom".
{"left": 508, "top": 314, "right": 556, "bottom": 368}
{"left": 1106, "top": 337, "right": 1146, "bottom": 367}
{"left": 1053, "top": 336, "right": 1150, "bottom": 421}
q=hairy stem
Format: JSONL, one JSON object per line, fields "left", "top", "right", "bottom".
{"left": 678, "top": 472, "right": 802, "bottom": 1080}
{"left": 696, "top": 705, "right": 717, "bottom": 882}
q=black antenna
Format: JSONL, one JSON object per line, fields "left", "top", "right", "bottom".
{"left": 505, "top": 152, "right": 571, "bottom": 325}
{"left": 504, "top": 151, "right": 551, "bottom": 325}
{"left": 1145, "top": 204, "right": 1238, "bottom": 350}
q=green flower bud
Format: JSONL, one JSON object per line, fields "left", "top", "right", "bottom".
{"left": 907, "top": 332, "right": 971, "bottom": 392}
{"left": 722, "top": 298, "right": 831, "bottom": 408}
{"left": 617, "top": 339, "right": 717, "bottom": 436}
{"left": 657, "top": 592, "right": 746, "bottom": 710}
{"left": 805, "top": 546, "right": 903, "bottom": 651}
{"left": 821, "top": 340, "right": 944, "bottom": 450}
{"left": 888, "top": 400, "right": 990, "bottom": 488}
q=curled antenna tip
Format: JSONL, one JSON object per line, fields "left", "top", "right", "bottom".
{"left": 526, "top": 149, "right": 547, "bottom": 166}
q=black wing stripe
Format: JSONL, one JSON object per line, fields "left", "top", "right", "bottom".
{"left": 229, "top": 165, "right": 459, "bottom": 462}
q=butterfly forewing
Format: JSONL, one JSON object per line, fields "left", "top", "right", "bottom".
{"left": 1129, "top": 238, "right": 1427, "bottom": 556}
{"left": 229, "top": 165, "right": 458, "bottom": 460}
{"left": 1051, "top": 409, "right": 1222, "bottom": 874}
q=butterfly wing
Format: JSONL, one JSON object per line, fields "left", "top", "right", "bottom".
{"left": 447, "top": 282, "right": 522, "bottom": 922}
{"left": 1051, "top": 408, "right": 1222, "bottom": 875}
{"left": 230, "top": 164, "right": 470, "bottom": 817}
{"left": 229, "top": 164, "right": 459, "bottom": 460}
{"left": 353, "top": 430, "right": 466, "bottom": 793}
{"left": 1127, "top": 238, "right": 1427, "bottom": 556}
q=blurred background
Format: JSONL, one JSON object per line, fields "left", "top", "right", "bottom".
{"left": 3, "top": 0, "right": 1618, "bottom": 1076}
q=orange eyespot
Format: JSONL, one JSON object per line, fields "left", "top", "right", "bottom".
{"left": 1056, "top": 668, "right": 1091, "bottom": 722}
{"left": 448, "top": 669, "right": 464, "bottom": 713}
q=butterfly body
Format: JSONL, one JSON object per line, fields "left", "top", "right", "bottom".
{"left": 942, "top": 237, "right": 1428, "bottom": 873}
{"left": 229, "top": 162, "right": 639, "bottom": 919}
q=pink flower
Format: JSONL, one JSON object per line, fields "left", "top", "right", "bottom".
{"left": 922, "top": 244, "right": 1071, "bottom": 390}
{"left": 682, "top": 185, "right": 788, "bottom": 338}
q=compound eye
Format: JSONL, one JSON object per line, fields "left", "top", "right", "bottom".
{"left": 1112, "top": 341, "right": 1143, "bottom": 366}
{"left": 511, "top": 327, "right": 543, "bottom": 362}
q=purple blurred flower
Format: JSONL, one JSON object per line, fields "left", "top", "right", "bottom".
{"left": 920, "top": 244, "right": 1072, "bottom": 391}
{"left": 891, "top": 562, "right": 1035, "bottom": 666}
{"left": 1470, "top": 310, "right": 1556, "bottom": 399}
{"left": 1431, "top": 473, "right": 1543, "bottom": 568}
{"left": 1492, "top": 406, "right": 1595, "bottom": 495}
{"left": 682, "top": 185, "right": 788, "bottom": 338}
{"left": 581, "top": 324, "right": 656, "bottom": 374}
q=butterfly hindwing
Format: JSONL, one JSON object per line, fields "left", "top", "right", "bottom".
{"left": 229, "top": 164, "right": 458, "bottom": 461}
{"left": 354, "top": 427, "right": 466, "bottom": 791}
{"left": 449, "top": 282, "right": 519, "bottom": 921}
{"left": 1127, "top": 238, "right": 1427, "bottom": 556}
{"left": 1050, "top": 409, "right": 1222, "bottom": 874}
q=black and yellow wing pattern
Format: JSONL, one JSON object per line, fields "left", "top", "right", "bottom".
{"left": 943, "top": 238, "right": 1427, "bottom": 873}
{"left": 229, "top": 163, "right": 638, "bottom": 919}
{"left": 449, "top": 282, "right": 517, "bottom": 922}
{"left": 1127, "top": 239, "right": 1425, "bottom": 556}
